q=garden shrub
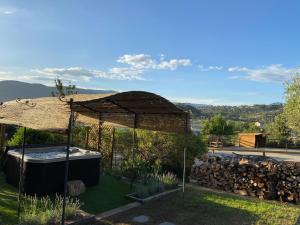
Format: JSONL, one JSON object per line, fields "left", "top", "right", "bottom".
{"left": 120, "top": 155, "right": 162, "bottom": 185}
{"left": 114, "top": 129, "right": 207, "bottom": 178}
{"left": 134, "top": 171, "right": 178, "bottom": 198}
{"left": 8, "top": 127, "right": 65, "bottom": 147}
{"left": 19, "top": 195, "right": 81, "bottom": 225}
{"left": 152, "top": 172, "right": 178, "bottom": 190}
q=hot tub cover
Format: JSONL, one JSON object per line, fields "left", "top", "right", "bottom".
{"left": 0, "top": 91, "right": 190, "bottom": 133}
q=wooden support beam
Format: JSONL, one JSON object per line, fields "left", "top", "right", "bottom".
{"left": 61, "top": 99, "right": 74, "bottom": 225}
{"left": 182, "top": 112, "right": 189, "bottom": 206}
{"left": 0, "top": 124, "right": 6, "bottom": 154}
{"left": 17, "top": 127, "right": 26, "bottom": 218}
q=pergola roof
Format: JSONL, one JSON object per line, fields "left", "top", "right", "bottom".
{"left": 0, "top": 91, "right": 190, "bottom": 133}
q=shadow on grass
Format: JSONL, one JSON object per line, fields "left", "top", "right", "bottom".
{"left": 79, "top": 175, "right": 134, "bottom": 215}
{"left": 96, "top": 188, "right": 259, "bottom": 225}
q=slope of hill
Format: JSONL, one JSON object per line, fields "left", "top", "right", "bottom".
{"left": 0, "top": 80, "right": 115, "bottom": 102}
{"left": 176, "top": 102, "right": 283, "bottom": 123}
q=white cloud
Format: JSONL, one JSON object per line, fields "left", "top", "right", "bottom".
{"left": 117, "top": 54, "right": 155, "bottom": 69}
{"left": 198, "top": 65, "right": 223, "bottom": 71}
{"left": 29, "top": 54, "right": 192, "bottom": 82}
{"left": 0, "top": 71, "right": 18, "bottom": 80}
{"left": 0, "top": 54, "right": 191, "bottom": 84}
{"left": 228, "top": 64, "right": 300, "bottom": 82}
{"left": 117, "top": 54, "right": 191, "bottom": 71}
{"left": 32, "top": 67, "right": 94, "bottom": 82}
{"left": 169, "top": 96, "right": 246, "bottom": 106}
{"left": 228, "top": 66, "right": 248, "bottom": 72}
{"left": 156, "top": 59, "right": 191, "bottom": 70}
{"left": 0, "top": 6, "right": 17, "bottom": 15}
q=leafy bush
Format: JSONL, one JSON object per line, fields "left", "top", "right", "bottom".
{"left": 121, "top": 156, "right": 162, "bottom": 185}
{"left": 8, "top": 127, "right": 65, "bottom": 147}
{"left": 134, "top": 172, "right": 178, "bottom": 198}
{"left": 114, "top": 129, "right": 207, "bottom": 178}
{"left": 19, "top": 195, "right": 81, "bottom": 225}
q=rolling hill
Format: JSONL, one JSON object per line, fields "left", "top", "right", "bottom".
{"left": 0, "top": 80, "right": 115, "bottom": 102}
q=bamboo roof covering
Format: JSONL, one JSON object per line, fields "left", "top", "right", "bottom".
{"left": 0, "top": 91, "right": 190, "bottom": 134}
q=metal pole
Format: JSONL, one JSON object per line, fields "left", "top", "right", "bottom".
{"left": 85, "top": 126, "right": 90, "bottom": 149}
{"left": 17, "top": 127, "right": 26, "bottom": 218}
{"left": 61, "top": 99, "right": 74, "bottom": 225}
{"left": 132, "top": 113, "right": 137, "bottom": 161}
{"left": 111, "top": 128, "right": 115, "bottom": 169}
{"left": 98, "top": 113, "right": 102, "bottom": 152}
{"left": 182, "top": 112, "right": 189, "bottom": 205}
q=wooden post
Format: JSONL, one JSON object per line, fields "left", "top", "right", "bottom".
{"left": 17, "top": 127, "right": 26, "bottom": 218}
{"left": 61, "top": 99, "right": 74, "bottom": 225}
{"left": 182, "top": 112, "right": 189, "bottom": 205}
{"left": 0, "top": 124, "right": 6, "bottom": 154}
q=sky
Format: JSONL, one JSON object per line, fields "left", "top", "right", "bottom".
{"left": 0, "top": 0, "right": 300, "bottom": 105}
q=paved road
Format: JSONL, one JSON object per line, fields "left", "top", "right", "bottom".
{"left": 210, "top": 148, "right": 300, "bottom": 162}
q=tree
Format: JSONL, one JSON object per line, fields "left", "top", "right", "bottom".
{"left": 100, "top": 128, "right": 207, "bottom": 177}
{"left": 51, "top": 78, "right": 77, "bottom": 97}
{"left": 231, "top": 120, "right": 262, "bottom": 133}
{"left": 201, "top": 115, "right": 234, "bottom": 136}
{"left": 284, "top": 74, "right": 300, "bottom": 134}
{"left": 266, "top": 114, "right": 291, "bottom": 142}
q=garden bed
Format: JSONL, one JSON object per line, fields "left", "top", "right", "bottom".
{"left": 64, "top": 210, "right": 95, "bottom": 225}
{"left": 126, "top": 187, "right": 181, "bottom": 203}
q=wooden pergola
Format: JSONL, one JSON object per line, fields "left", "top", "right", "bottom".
{"left": 0, "top": 91, "right": 191, "bottom": 225}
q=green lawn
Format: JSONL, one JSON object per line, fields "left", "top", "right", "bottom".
{"left": 97, "top": 186, "right": 300, "bottom": 225}
{"left": 3, "top": 171, "right": 300, "bottom": 225}
{"left": 0, "top": 172, "right": 18, "bottom": 225}
{"left": 79, "top": 175, "right": 134, "bottom": 215}
{"left": 0, "top": 173, "right": 133, "bottom": 224}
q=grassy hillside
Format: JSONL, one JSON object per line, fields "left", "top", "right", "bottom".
{"left": 0, "top": 80, "right": 115, "bottom": 102}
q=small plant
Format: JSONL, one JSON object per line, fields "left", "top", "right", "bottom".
{"left": 154, "top": 172, "right": 179, "bottom": 190}
{"left": 104, "top": 167, "right": 123, "bottom": 179}
{"left": 134, "top": 171, "right": 178, "bottom": 198}
{"left": 135, "top": 184, "right": 149, "bottom": 198}
{"left": 121, "top": 156, "right": 162, "bottom": 186}
{"left": 19, "top": 195, "right": 81, "bottom": 225}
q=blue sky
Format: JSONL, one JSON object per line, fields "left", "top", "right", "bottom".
{"left": 0, "top": 0, "right": 300, "bottom": 105}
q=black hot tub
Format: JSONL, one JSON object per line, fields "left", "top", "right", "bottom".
{"left": 4, "top": 146, "right": 100, "bottom": 195}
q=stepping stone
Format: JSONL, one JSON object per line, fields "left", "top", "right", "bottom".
{"left": 132, "top": 215, "right": 150, "bottom": 223}
{"left": 159, "top": 222, "right": 176, "bottom": 225}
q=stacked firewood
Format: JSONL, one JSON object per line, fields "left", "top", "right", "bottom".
{"left": 190, "top": 153, "right": 300, "bottom": 203}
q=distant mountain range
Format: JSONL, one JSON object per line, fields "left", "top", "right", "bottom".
{"left": 0, "top": 80, "right": 115, "bottom": 102}
{"left": 176, "top": 102, "right": 283, "bottom": 123}
{"left": 0, "top": 80, "right": 283, "bottom": 124}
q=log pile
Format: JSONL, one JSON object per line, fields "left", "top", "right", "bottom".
{"left": 190, "top": 153, "right": 300, "bottom": 203}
